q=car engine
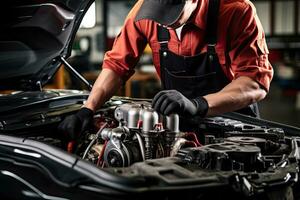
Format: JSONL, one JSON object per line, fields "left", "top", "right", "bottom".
{"left": 77, "top": 98, "right": 295, "bottom": 175}
{"left": 82, "top": 101, "right": 204, "bottom": 167}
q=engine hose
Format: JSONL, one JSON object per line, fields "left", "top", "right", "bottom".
{"left": 135, "top": 133, "right": 146, "bottom": 161}
{"left": 82, "top": 122, "right": 108, "bottom": 159}
{"left": 97, "top": 140, "right": 108, "bottom": 167}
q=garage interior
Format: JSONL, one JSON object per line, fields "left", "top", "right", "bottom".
{"left": 44, "top": 0, "right": 300, "bottom": 127}
{"left": 1, "top": 1, "right": 300, "bottom": 198}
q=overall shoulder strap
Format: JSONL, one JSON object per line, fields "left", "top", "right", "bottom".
{"left": 205, "top": 0, "right": 220, "bottom": 45}
{"left": 157, "top": 24, "right": 170, "bottom": 51}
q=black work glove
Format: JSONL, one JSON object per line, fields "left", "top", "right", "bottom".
{"left": 58, "top": 107, "right": 94, "bottom": 140}
{"left": 152, "top": 90, "right": 209, "bottom": 117}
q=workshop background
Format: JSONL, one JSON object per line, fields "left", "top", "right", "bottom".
{"left": 48, "top": 0, "right": 300, "bottom": 127}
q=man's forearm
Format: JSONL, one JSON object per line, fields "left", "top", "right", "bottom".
{"left": 84, "top": 68, "right": 123, "bottom": 112}
{"left": 204, "top": 76, "right": 267, "bottom": 116}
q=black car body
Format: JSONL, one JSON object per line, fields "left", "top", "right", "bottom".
{"left": 0, "top": 1, "right": 300, "bottom": 200}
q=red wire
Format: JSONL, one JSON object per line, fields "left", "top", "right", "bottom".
{"left": 184, "top": 132, "right": 202, "bottom": 147}
{"left": 137, "top": 120, "right": 143, "bottom": 129}
{"left": 97, "top": 140, "right": 108, "bottom": 167}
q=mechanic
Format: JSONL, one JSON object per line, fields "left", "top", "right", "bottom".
{"left": 59, "top": 0, "right": 273, "bottom": 139}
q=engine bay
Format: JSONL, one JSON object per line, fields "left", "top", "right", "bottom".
{"left": 64, "top": 98, "right": 299, "bottom": 175}
{"left": 2, "top": 94, "right": 298, "bottom": 174}
{"left": 1, "top": 94, "right": 300, "bottom": 198}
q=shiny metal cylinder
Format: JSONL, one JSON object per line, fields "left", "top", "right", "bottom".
{"left": 100, "top": 128, "right": 112, "bottom": 140}
{"left": 100, "top": 127, "right": 126, "bottom": 141}
{"left": 114, "top": 103, "right": 140, "bottom": 125}
{"left": 127, "top": 107, "right": 140, "bottom": 128}
{"left": 165, "top": 114, "right": 180, "bottom": 133}
{"left": 142, "top": 109, "right": 159, "bottom": 132}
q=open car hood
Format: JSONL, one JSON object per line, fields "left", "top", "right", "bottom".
{"left": 0, "top": 0, "right": 93, "bottom": 90}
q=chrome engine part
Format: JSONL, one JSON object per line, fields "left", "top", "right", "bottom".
{"left": 99, "top": 102, "right": 182, "bottom": 167}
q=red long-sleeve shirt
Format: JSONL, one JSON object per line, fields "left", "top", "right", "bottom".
{"left": 102, "top": 0, "right": 273, "bottom": 91}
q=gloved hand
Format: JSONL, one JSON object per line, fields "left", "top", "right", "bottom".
{"left": 152, "top": 90, "right": 209, "bottom": 117}
{"left": 58, "top": 107, "right": 94, "bottom": 140}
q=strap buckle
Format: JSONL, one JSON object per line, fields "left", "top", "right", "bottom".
{"left": 207, "top": 44, "right": 216, "bottom": 55}
{"left": 159, "top": 41, "right": 168, "bottom": 44}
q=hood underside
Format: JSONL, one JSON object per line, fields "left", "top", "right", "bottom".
{"left": 0, "top": 0, "right": 93, "bottom": 90}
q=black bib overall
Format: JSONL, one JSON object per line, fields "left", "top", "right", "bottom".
{"left": 158, "top": 0, "right": 259, "bottom": 118}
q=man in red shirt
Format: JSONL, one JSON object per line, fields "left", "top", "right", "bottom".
{"left": 59, "top": 0, "right": 273, "bottom": 139}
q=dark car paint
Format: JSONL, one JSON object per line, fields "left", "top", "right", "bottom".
{"left": 0, "top": 0, "right": 94, "bottom": 90}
